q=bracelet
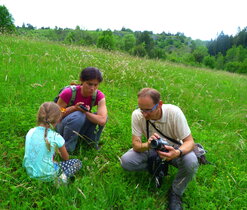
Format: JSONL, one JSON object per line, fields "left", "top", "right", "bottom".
{"left": 60, "top": 107, "right": 66, "bottom": 113}
{"left": 177, "top": 148, "right": 183, "bottom": 157}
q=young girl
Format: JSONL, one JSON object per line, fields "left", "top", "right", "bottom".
{"left": 23, "top": 102, "right": 82, "bottom": 183}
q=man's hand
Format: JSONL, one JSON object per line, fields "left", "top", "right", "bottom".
{"left": 157, "top": 146, "right": 180, "bottom": 161}
{"left": 157, "top": 134, "right": 195, "bottom": 161}
{"left": 147, "top": 133, "right": 160, "bottom": 148}
{"left": 132, "top": 132, "right": 160, "bottom": 152}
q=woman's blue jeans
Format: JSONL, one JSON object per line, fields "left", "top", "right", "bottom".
{"left": 56, "top": 111, "right": 104, "bottom": 153}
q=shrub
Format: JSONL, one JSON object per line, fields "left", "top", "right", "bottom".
{"left": 192, "top": 46, "right": 209, "bottom": 63}
{"left": 215, "top": 52, "right": 225, "bottom": 70}
{"left": 203, "top": 55, "right": 216, "bottom": 69}
{"left": 97, "top": 30, "right": 115, "bottom": 50}
{"left": 0, "top": 5, "right": 15, "bottom": 33}
{"left": 132, "top": 43, "right": 147, "bottom": 57}
{"left": 225, "top": 61, "right": 242, "bottom": 72}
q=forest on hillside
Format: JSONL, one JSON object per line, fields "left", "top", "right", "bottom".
{"left": 1, "top": 5, "right": 247, "bottom": 74}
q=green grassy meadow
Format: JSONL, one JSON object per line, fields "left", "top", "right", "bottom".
{"left": 0, "top": 35, "right": 246, "bottom": 209}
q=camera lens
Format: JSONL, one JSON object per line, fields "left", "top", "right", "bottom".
{"left": 150, "top": 139, "right": 159, "bottom": 149}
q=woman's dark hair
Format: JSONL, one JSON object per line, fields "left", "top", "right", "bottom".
{"left": 80, "top": 67, "right": 103, "bottom": 82}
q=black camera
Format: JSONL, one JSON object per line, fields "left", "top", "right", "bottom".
{"left": 79, "top": 104, "right": 89, "bottom": 112}
{"left": 150, "top": 138, "right": 170, "bottom": 152}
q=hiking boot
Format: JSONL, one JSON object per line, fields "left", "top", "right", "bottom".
{"left": 168, "top": 188, "right": 183, "bottom": 210}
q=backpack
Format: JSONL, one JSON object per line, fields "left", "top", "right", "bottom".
{"left": 54, "top": 85, "right": 97, "bottom": 108}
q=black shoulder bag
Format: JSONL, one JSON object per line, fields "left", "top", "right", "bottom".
{"left": 146, "top": 120, "right": 169, "bottom": 188}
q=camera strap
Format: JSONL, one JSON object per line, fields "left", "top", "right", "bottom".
{"left": 146, "top": 120, "right": 182, "bottom": 146}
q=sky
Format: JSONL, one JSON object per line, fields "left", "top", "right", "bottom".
{"left": 1, "top": 0, "right": 246, "bottom": 41}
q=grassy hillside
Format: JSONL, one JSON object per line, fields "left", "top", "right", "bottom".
{"left": 0, "top": 35, "right": 246, "bottom": 209}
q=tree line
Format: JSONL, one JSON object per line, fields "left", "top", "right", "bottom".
{"left": 1, "top": 5, "right": 247, "bottom": 74}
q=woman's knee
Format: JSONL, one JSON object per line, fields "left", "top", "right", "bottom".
{"left": 69, "top": 111, "right": 86, "bottom": 121}
{"left": 64, "top": 111, "right": 86, "bottom": 127}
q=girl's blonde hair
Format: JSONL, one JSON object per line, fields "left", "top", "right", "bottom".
{"left": 37, "top": 102, "right": 62, "bottom": 151}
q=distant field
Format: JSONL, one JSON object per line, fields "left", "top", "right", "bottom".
{"left": 0, "top": 35, "right": 246, "bottom": 209}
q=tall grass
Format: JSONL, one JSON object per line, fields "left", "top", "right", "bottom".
{"left": 0, "top": 35, "right": 246, "bottom": 209}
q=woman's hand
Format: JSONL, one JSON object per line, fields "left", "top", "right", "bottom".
{"left": 75, "top": 102, "right": 90, "bottom": 112}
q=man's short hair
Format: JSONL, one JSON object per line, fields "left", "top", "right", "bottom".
{"left": 138, "top": 88, "right": 160, "bottom": 104}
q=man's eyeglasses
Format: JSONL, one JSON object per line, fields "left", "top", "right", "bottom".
{"left": 140, "top": 103, "right": 158, "bottom": 113}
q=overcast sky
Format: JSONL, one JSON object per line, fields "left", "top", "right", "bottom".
{"left": 1, "top": 0, "right": 246, "bottom": 40}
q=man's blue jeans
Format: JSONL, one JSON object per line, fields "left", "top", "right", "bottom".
{"left": 56, "top": 111, "right": 104, "bottom": 153}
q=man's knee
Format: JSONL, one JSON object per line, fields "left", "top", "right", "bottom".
{"left": 120, "top": 152, "right": 142, "bottom": 171}
{"left": 120, "top": 154, "right": 132, "bottom": 171}
{"left": 120, "top": 150, "right": 148, "bottom": 171}
{"left": 182, "top": 152, "right": 199, "bottom": 174}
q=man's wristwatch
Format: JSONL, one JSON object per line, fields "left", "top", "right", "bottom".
{"left": 177, "top": 148, "right": 183, "bottom": 157}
